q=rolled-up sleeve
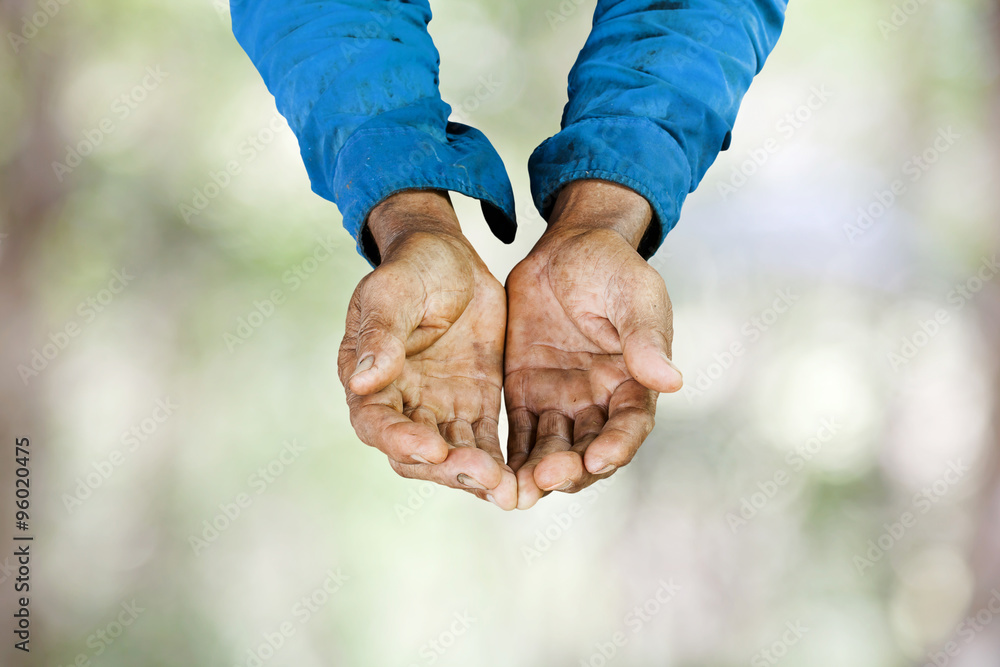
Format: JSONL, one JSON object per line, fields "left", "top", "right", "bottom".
{"left": 528, "top": 0, "right": 787, "bottom": 257}
{"left": 231, "top": 0, "right": 517, "bottom": 264}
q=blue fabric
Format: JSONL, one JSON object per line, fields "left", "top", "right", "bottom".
{"left": 231, "top": 0, "right": 786, "bottom": 263}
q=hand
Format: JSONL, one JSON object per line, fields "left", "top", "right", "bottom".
{"left": 504, "top": 180, "right": 683, "bottom": 509}
{"left": 337, "top": 191, "right": 517, "bottom": 510}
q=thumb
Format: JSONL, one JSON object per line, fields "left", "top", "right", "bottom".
{"left": 621, "top": 327, "right": 683, "bottom": 394}
{"left": 347, "top": 277, "right": 420, "bottom": 396}
{"left": 611, "top": 267, "right": 683, "bottom": 394}
{"left": 348, "top": 326, "right": 406, "bottom": 395}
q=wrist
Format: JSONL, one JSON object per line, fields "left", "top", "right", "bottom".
{"left": 543, "top": 179, "right": 653, "bottom": 250}
{"left": 365, "top": 190, "right": 465, "bottom": 261}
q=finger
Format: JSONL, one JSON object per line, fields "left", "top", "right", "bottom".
{"left": 517, "top": 410, "right": 572, "bottom": 510}
{"left": 337, "top": 286, "right": 366, "bottom": 387}
{"left": 572, "top": 405, "right": 607, "bottom": 450}
{"left": 505, "top": 408, "right": 537, "bottom": 473}
{"left": 528, "top": 404, "right": 608, "bottom": 495}
{"left": 346, "top": 271, "right": 423, "bottom": 396}
{"left": 521, "top": 404, "right": 607, "bottom": 495}
{"left": 621, "top": 327, "right": 683, "bottom": 394}
{"left": 609, "top": 267, "right": 683, "bottom": 394}
{"left": 349, "top": 398, "right": 449, "bottom": 465}
{"left": 583, "top": 379, "right": 656, "bottom": 475}
{"left": 440, "top": 420, "right": 476, "bottom": 448}
{"left": 348, "top": 309, "right": 410, "bottom": 396}
{"left": 406, "top": 406, "right": 439, "bottom": 431}
{"left": 440, "top": 420, "right": 505, "bottom": 492}
{"left": 474, "top": 416, "right": 517, "bottom": 511}
{"left": 533, "top": 449, "right": 595, "bottom": 494}
{"left": 390, "top": 444, "right": 507, "bottom": 497}
{"left": 440, "top": 418, "right": 515, "bottom": 510}
{"left": 387, "top": 413, "right": 512, "bottom": 510}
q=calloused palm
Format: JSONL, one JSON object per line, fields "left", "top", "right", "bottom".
{"left": 337, "top": 210, "right": 516, "bottom": 510}
{"left": 504, "top": 227, "right": 682, "bottom": 509}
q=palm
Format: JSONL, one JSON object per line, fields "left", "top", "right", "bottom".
{"left": 505, "top": 251, "right": 633, "bottom": 423}
{"left": 338, "top": 233, "right": 516, "bottom": 508}
{"left": 398, "top": 259, "right": 502, "bottom": 410}
{"left": 503, "top": 229, "right": 677, "bottom": 509}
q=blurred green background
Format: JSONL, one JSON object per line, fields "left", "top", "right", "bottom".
{"left": 2, "top": 0, "right": 1000, "bottom": 665}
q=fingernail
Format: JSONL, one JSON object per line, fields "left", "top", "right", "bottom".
{"left": 660, "top": 352, "right": 682, "bottom": 378}
{"left": 594, "top": 464, "right": 616, "bottom": 475}
{"left": 457, "top": 473, "right": 486, "bottom": 490}
{"left": 548, "top": 480, "right": 572, "bottom": 492}
{"left": 411, "top": 454, "right": 431, "bottom": 465}
{"left": 486, "top": 493, "right": 503, "bottom": 509}
{"left": 351, "top": 355, "right": 375, "bottom": 379}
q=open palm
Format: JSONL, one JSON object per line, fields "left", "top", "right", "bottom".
{"left": 504, "top": 226, "right": 682, "bottom": 509}
{"left": 337, "top": 209, "right": 517, "bottom": 509}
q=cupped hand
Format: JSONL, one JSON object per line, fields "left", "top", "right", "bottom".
{"left": 504, "top": 180, "right": 683, "bottom": 509}
{"left": 337, "top": 191, "right": 517, "bottom": 510}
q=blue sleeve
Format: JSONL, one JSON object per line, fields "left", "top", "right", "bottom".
{"left": 230, "top": 0, "right": 517, "bottom": 264}
{"left": 528, "top": 0, "right": 787, "bottom": 257}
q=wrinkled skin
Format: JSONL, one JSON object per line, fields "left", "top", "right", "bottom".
{"left": 337, "top": 191, "right": 517, "bottom": 510}
{"left": 338, "top": 181, "right": 682, "bottom": 510}
{"left": 503, "top": 180, "right": 683, "bottom": 509}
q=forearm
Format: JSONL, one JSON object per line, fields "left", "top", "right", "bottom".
{"left": 530, "top": 0, "right": 787, "bottom": 257}
{"left": 230, "top": 0, "right": 517, "bottom": 265}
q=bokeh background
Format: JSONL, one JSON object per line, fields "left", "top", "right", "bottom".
{"left": 2, "top": 0, "right": 999, "bottom": 665}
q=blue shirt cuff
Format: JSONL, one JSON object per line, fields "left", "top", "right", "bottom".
{"left": 528, "top": 116, "right": 692, "bottom": 258}
{"left": 330, "top": 122, "right": 517, "bottom": 266}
